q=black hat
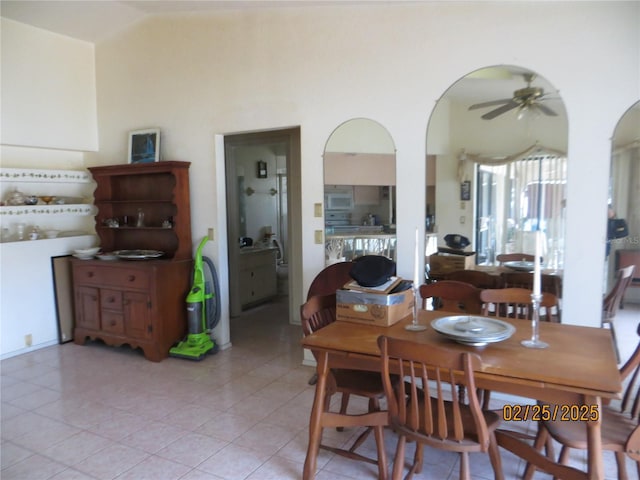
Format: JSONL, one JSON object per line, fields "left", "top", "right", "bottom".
{"left": 444, "top": 234, "right": 470, "bottom": 250}
{"left": 349, "top": 255, "right": 396, "bottom": 287}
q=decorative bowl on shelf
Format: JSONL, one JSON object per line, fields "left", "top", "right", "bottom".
{"left": 74, "top": 247, "right": 100, "bottom": 257}
{"left": 24, "top": 195, "right": 39, "bottom": 205}
{"left": 44, "top": 230, "right": 60, "bottom": 239}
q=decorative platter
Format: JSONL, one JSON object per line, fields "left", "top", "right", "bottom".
{"left": 113, "top": 249, "right": 164, "bottom": 260}
{"left": 503, "top": 260, "right": 535, "bottom": 272}
{"left": 96, "top": 252, "right": 118, "bottom": 261}
{"left": 431, "top": 315, "right": 515, "bottom": 346}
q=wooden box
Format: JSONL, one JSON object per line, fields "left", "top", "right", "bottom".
{"left": 336, "top": 288, "right": 414, "bottom": 327}
{"left": 428, "top": 253, "right": 476, "bottom": 275}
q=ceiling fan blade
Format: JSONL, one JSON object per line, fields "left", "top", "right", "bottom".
{"left": 534, "top": 103, "right": 558, "bottom": 116}
{"left": 468, "top": 98, "right": 513, "bottom": 110}
{"left": 481, "top": 101, "right": 520, "bottom": 120}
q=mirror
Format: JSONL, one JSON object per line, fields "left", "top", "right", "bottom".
{"left": 323, "top": 118, "right": 397, "bottom": 264}
{"left": 606, "top": 100, "right": 640, "bottom": 296}
{"left": 426, "top": 65, "right": 568, "bottom": 273}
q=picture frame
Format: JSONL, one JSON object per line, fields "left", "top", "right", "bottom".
{"left": 128, "top": 128, "right": 160, "bottom": 164}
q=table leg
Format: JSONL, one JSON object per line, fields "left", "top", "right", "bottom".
{"left": 303, "top": 351, "right": 329, "bottom": 480}
{"left": 585, "top": 395, "right": 604, "bottom": 480}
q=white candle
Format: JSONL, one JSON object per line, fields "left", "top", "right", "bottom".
{"left": 414, "top": 227, "right": 420, "bottom": 288}
{"left": 533, "top": 230, "right": 542, "bottom": 296}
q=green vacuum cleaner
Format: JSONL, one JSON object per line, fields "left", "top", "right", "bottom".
{"left": 170, "top": 236, "right": 220, "bottom": 360}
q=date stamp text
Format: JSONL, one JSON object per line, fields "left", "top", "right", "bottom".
{"left": 502, "top": 404, "right": 599, "bottom": 422}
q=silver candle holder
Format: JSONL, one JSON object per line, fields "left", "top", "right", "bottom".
{"left": 521, "top": 293, "right": 549, "bottom": 349}
{"left": 405, "top": 286, "right": 427, "bottom": 331}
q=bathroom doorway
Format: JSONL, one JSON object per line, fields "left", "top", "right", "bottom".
{"left": 224, "top": 128, "right": 301, "bottom": 321}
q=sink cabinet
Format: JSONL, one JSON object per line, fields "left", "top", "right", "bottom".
{"left": 239, "top": 248, "right": 277, "bottom": 309}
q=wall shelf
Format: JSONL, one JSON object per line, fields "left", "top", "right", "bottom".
{"left": 0, "top": 204, "right": 94, "bottom": 216}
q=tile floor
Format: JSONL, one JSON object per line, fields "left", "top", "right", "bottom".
{"left": 1, "top": 296, "right": 638, "bottom": 480}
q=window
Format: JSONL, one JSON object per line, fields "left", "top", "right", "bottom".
{"left": 475, "top": 154, "right": 567, "bottom": 268}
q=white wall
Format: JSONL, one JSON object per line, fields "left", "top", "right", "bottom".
{"left": 0, "top": 18, "right": 98, "bottom": 151}
{"left": 88, "top": 2, "right": 638, "bottom": 331}
{"left": 2, "top": 2, "right": 638, "bottom": 357}
{"left": 0, "top": 17, "right": 99, "bottom": 357}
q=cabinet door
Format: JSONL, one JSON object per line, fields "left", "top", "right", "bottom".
{"left": 123, "top": 291, "right": 152, "bottom": 340}
{"left": 239, "top": 268, "right": 254, "bottom": 306}
{"left": 76, "top": 286, "right": 100, "bottom": 330}
{"left": 252, "top": 264, "right": 277, "bottom": 299}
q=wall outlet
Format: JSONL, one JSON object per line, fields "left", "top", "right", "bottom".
{"left": 25, "top": 334, "right": 32, "bottom": 347}
{"left": 207, "top": 228, "right": 214, "bottom": 241}
{"left": 314, "top": 230, "right": 324, "bottom": 244}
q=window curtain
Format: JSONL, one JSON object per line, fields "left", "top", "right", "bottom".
{"left": 610, "top": 142, "right": 640, "bottom": 263}
{"left": 462, "top": 143, "right": 567, "bottom": 268}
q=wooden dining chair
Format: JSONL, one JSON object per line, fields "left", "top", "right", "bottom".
{"left": 305, "top": 261, "right": 355, "bottom": 385}
{"left": 500, "top": 272, "right": 563, "bottom": 321}
{"left": 419, "top": 280, "right": 483, "bottom": 314}
{"left": 306, "top": 260, "right": 354, "bottom": 300}
{"left": 603, "top": 265, "right": 636, "bottom": 363}
{"left": 444, "top": 269, "right": 504, "bottom": 289}
{"left": 301, "top": 293, "right": 389, "bottom": 477}
{"left": 480, "top": 287, "right": 560, "bottom": 323}
{"left": 496, "top": 253, "right": 535, "bottom": 265}
{"left": 500, "top": 271, "right": 562, "bottom": 298}
{"left": 479, "top": 287, "right": 561, "bottom": 410}
{"left": 524, "top": 322, "right": 640, "bottom": 480}
{"left": 378, "top": 335, "right": 504, "bottom": 480}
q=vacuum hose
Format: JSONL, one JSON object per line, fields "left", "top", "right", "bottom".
{"left": 202, "top": 255, "right": 221, "bottom": 331}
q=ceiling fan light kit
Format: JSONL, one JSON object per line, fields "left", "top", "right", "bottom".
{"left": 469, "top": 72, "right": 558, "bottom": 120}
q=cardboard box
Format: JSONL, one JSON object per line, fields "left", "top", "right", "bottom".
{"left": 428, "top": 253, "right": 476, "bottom": 275}
{"left": 336, "top": 287, "right": 414, "bottom": 327}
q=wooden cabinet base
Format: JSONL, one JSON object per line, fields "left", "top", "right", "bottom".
{"left": 73, "top": 330, "right": 170, "bottom": 362}
{"left": 72, "top": 258, "right": 192, "bottom": 362}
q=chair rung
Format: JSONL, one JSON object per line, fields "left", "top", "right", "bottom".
{"left": 320, "top": 444, "right": 379, "bottom": 465}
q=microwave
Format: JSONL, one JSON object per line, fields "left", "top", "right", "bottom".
{"left": 325, "top": 191, "right": 353, "bottom": 210}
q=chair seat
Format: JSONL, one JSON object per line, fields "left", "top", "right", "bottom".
{"left": 400, "top": 395, "right": 502, "bottom": 446}
{"left": 543, "top": 406, "right": 637, "bottom": 451}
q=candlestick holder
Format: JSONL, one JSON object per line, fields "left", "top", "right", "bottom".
{"left": 405, "top": 286, "right": 427, "bottom": 331}
{"left": 521, "top": 293, "right": 549, "bottom": 349}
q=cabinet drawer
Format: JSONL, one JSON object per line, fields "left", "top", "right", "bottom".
{"left": 75, "top": 265, "right": 151, "bottom": 289}
{"left": 101, "top": 311, "right": 124, "bottom": 334}
{"left": 100, "top": 289, "right": 122, "bottom": 311}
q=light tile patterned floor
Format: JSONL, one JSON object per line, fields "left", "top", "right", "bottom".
{"left": 2, "top": 296, "right": 638, "bottom": 479}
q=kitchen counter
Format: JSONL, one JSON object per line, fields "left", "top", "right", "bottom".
{"left": 239, "top": 246, "right": 279, "bottom": 254}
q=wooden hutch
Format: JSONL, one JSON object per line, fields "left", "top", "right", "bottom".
{"left": 72, "top": 161, "right": 192, "bottom": 361}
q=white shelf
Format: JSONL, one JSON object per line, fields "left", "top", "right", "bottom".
{"left": 1, "top": 166, "right": 96, "bottom": 244}
{"left": 0, "top": 204, "right": 95, "bottom": 216}
{"left": 0, "top": 168, "right": 92, "bottom": 183}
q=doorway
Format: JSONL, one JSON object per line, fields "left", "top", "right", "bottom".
{"left": 224, "top": 128, "right": 301, "bottom": 322}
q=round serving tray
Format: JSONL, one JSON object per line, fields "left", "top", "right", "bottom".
{"left": 503, "top": 260, "right": 535, "bottom": 272}
{"left": 431, "top": 315, "right": 515, "bottom": 346}
{"left": 113, "top": 249, "right": 164, "bottom": 260}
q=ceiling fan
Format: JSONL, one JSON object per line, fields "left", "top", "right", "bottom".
{"left": 468, "top": 73, "right": 558, "bottom": 120}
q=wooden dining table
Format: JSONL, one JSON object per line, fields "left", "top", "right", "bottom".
{"left": 301, "top": 310, "right": 621, "bottom": 480}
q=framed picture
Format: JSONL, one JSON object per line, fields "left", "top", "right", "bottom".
{"left": 460, "top": 180, "right": 471, "bottom": 201}
{"left": 128, "top": 128, "right": 160, "bottom": 164}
